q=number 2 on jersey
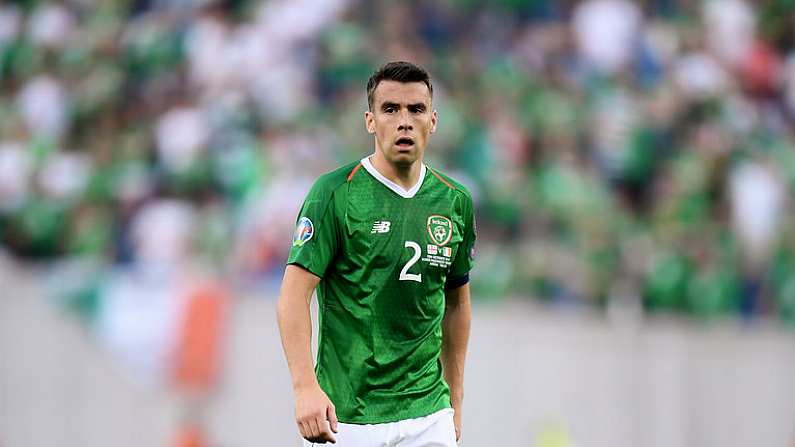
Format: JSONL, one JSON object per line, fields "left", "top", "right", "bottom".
{"left": 399, "top": 241, "right": 422, "bottom": 282}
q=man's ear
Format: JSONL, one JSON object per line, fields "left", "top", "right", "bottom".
{"left": 429, "top": 110, "right": 438, "bottom": 134}
{"left": 365, "top": 111, "right": 376, "bottom": 134}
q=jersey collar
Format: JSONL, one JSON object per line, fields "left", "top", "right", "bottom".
{"left": 360, "top": 156, "right": 426, "bottom": 199}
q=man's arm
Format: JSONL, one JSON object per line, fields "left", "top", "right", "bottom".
{"left": 276, "top": 264, "right": 338, "bottom": 444}
{"left": 441, "top": 282, "right": 472, "bottom": 442}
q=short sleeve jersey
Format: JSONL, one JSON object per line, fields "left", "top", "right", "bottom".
{"left": 287, "top": 157, "right": 476, "bottom": 424}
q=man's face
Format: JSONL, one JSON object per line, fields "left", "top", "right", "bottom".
{"left": 365, "top": 80, "right": 437, "bottom": 168}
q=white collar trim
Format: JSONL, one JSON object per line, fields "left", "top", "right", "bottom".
{"left": 361, "top": 156, "right": 426, "bottom": 199}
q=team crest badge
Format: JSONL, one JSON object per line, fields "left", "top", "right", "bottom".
{"left": 427, "top": 215, "right": 453, "bottom": 246}
{"left": 293, "top": 217, "right": 314, "bottom": 247}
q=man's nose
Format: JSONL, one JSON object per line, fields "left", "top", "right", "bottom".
{"left": 397, "top": 110, "right": 413, "bottom": 131}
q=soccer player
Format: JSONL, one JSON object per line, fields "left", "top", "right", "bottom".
{"left": 277, "top": 61, "right": 475, "bottom": 446}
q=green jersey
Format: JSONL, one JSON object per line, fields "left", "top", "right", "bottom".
{"left": 287, "top": 156, "right": 476, "bottom": 424}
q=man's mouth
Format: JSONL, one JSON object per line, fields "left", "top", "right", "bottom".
{"left": 395, "top": 137, "right": 415, "bottom": 149}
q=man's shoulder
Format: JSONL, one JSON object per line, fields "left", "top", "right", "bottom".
{"left": 426, "top": 165, "right": 473, "bottom": 201}
{"left": 309, "top": 160, "right": 362, "bottom": 196}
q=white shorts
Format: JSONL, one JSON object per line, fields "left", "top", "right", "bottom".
{"left": 302, "top": 408, "right": 456, "bottom": 447}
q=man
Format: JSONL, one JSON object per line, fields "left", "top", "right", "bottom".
{"left": 277, "top": 61, "right": 475, "bottom": 446}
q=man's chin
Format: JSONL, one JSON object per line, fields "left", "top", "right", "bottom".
{"left": 390, "top": 154, "right": 417, "bottom": 168}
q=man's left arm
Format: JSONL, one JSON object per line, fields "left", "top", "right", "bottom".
{"left": 442, "top": 282, "right": 472, "bottom": 442}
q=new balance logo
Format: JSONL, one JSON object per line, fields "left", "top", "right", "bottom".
{"left": 371, "top": 221, "right": 391, "bottom": 233}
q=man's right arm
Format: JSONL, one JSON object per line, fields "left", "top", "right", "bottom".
{"left": 277, "top": 264, "right": 338, "bottom": 444}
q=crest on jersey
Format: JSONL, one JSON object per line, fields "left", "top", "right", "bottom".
{"left": 293, "top": 217, "right": 314, "bottom": 247}
{"left": 427, "top": 215, "right": 453, "bottom": 246}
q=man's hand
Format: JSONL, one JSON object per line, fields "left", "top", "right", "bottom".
{"left": 453, "top": 409, "right": 462, "bottom": 442}
{"left": 295, "top": 383, "right": 338, "bottom": 444}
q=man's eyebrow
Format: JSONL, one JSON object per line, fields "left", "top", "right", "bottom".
{"left": 408, "top": 103, "right": 426, "bottom": 109}
{"left": 380, "top": 101, "right": 399, "bottom": 109}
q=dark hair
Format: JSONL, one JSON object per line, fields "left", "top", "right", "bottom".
{"left": 366, "top": 61, "right": 433, "bottom": 111}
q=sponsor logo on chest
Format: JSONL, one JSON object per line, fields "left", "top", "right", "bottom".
{"left": 371, "top": 220, "right": 391, "bottom": 233}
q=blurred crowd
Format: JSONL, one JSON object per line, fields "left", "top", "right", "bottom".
{"left": 2, "top": 0, "right": 795, "bottom": 338}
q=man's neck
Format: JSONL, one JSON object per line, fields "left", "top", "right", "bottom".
{"left": 369, "top": 151, "right": 422, "bottom": 191}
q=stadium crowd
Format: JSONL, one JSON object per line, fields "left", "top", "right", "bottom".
{"left": 1, "top": 0, "right": 795, "bottom": 337}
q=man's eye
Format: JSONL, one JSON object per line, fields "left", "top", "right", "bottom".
{"left": 384, "top": 107, "right": 396, "bottom": 113}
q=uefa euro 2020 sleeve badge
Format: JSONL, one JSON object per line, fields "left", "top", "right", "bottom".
{"left": 293, "top": 217, "right": 314, "bottom": 247}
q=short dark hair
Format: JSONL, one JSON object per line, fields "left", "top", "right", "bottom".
{"left": 366, "top": 61, "right": 433, "bottom": 111}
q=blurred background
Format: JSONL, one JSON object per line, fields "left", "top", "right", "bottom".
{"left": 1, "top": 0, "right": 795, "bottom": 446}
